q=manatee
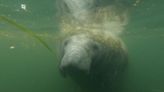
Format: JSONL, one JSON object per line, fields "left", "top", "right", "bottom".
{"left": 58, "top": 30, "right": 128, "bottom": 91}
{"left": 56, "top": 0, "right": 129, "bottom": 91}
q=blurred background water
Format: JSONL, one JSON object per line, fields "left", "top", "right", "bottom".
{"left": 0, "top": 0, "right": 164, "bottom": 92}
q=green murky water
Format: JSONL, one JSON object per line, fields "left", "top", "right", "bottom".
{"left": 0, "top": 0, "right": 164, "bottom": 92}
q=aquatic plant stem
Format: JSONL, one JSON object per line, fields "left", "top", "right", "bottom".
{"left": 0, "top": 16, "right": 54, "bottom": 54}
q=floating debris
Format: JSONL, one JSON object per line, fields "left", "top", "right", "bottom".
{"left": 21, "top": 4, "right": 27, "bottom": 11}
{"left": 9, "top": 45, "right": 15, "bottom": 49}
{"left": 133, "top": 0, "right": 141, "bottom": 6}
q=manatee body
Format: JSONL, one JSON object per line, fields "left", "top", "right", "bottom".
{"left": 59, "top": 31, "right": 128, "bottom": 90}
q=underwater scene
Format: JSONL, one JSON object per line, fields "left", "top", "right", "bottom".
{"left": 0, "top": 0, "right": 164, "bottom": 92}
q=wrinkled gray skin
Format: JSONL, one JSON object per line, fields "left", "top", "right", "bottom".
{"left": 59, "top": 33, "right": 128, "bottom": 90}
{"left": 60, "top": 34, "right": 103, "bottom": 76}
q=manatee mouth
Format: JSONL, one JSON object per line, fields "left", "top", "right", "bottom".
{"left": 59, "top": 64, "right": 88, "bottom": 77}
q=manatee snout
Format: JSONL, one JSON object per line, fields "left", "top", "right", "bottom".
{"left": 59, "top": 41, "right": 92, "bottom": 77}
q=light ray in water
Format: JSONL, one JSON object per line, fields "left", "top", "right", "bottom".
{"left": 0, "top": 16, "right": 54, "bottom": 54}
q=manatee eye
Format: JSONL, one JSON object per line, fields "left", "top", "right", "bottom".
{"left": 92, "top": 43, "right": 99, "bottom": 51}
{"left": 64, "top": 39, "right": 70, "bottom": 46}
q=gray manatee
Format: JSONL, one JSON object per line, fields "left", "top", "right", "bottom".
{"left": 59, "top": 30, "right": 128, "bottom": 91}
{"left": 57, "top": 0, "right": 129, "bottom": 91}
